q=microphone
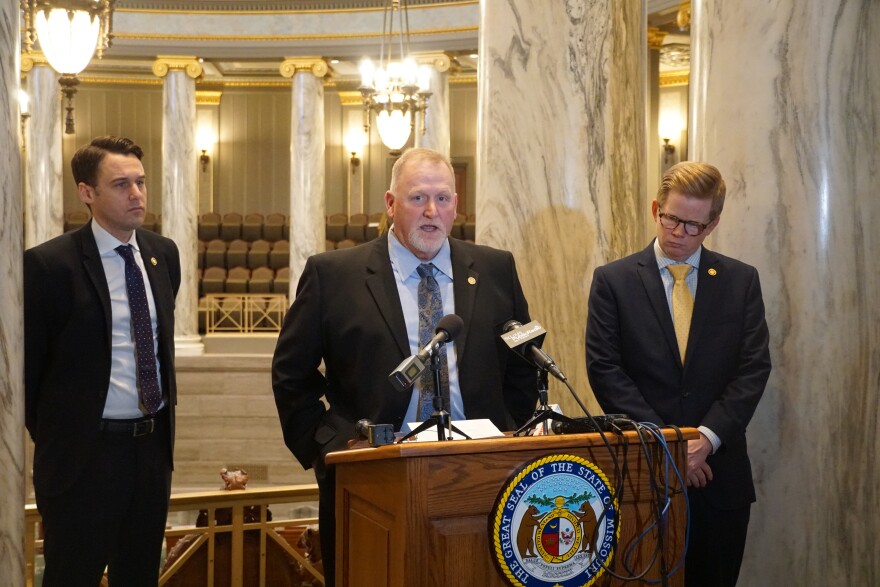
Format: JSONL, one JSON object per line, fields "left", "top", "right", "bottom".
{"left": 388, "top": 314, "right": 464, "bottom": 393}
{"left": 501, "top": 320, "right": 567, "bottom": 382}
{"left": 356, "top": 419, "right": 395, "bottom": 447}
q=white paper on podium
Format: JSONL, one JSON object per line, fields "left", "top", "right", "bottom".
{"left": 400, "top": 418, "right": 504, "bottom": 442}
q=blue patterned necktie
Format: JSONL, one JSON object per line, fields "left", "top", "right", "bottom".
{"left": 116, "top": 245, "right": 162, "bottom": 415}
{"left": 417, "top": 263, "right": 450, "bottom": 420}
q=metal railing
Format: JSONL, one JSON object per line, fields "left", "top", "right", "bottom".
{"left": 25, "top": 484, "right": 322, "bottom": 587}
{"left": 200, "top": 294, "right": 289, "bottom": 334}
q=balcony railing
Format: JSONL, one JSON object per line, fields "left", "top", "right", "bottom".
{"left": 25, "top": 483, "right": 322, "bottom": 587}
{"left": 200, "top": 294, "right": 289, "bottom": 334}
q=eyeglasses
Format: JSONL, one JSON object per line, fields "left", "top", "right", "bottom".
{"left": 657, "top": 211, "right": 710, "bottom": 236}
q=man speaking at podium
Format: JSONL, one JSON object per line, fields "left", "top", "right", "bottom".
{"left": 272, "top": 147, "right": 538, "bottom": 585}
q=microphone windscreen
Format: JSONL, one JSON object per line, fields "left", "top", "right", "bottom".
{"left": 436, "top": 314, "right": 464, "bottom": 341}
{"left": 355, "top": 418, "right": 373, "bottom": 438}
{"left": 503, "top": 319, "right": 523, "bottom": 333}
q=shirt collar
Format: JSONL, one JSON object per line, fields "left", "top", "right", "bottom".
{"left": 91, "top": 218, "right": 140, "bottom": 256}
{"left": 387, "top": 225, "right": 452, "bottom": 281}
{"left": 653, "top": 238, "right": 701, "bottom": 270}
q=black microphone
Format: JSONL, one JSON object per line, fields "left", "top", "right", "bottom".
{"left": 355, "top": 419, "right": 395, "bottom": 446}
{"left": 501, "top": 320, "right": 567, "bottom": 382}
{"left": 388, "top": 314, "right": 464, "bottom": 393}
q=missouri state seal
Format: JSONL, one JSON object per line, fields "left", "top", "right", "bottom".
{"left": 489, "top": 454, "right": 618, "bottom": 587}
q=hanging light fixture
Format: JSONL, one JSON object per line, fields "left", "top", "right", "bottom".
{"left": 358, "top": 0, "right": 432, "bottom": 154}
{"left": 21, "top": 0, "right": 116, "bottom": 134}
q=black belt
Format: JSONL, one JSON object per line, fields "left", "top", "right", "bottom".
{"left": 100, "top": 411, "right": 163, "bottom": 437}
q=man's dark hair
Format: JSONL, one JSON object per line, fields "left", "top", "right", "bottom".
{"left": 71, "top": 136, "right": 144, "bottom": 187}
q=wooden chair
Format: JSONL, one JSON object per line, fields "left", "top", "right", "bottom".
{"left": 242, "top": 213, "right": 264, "bottom": 242}
{"left": 264, "top": 212, "right": 286, "bottom": 242}
{"left": 226, "top": 239, "right": 249, "bottom": 269}
{"left": 269, "top": 240, "right": 290, "bottom": 271}
{"left": 220, "top": 212, "right": 243, "bottom": 241}
{"left": 198, "top": 212, "right": 221, "bottom": 241}
{"left": 247, "top": 239, "right": 271, "bottom": 269}
{"left": 204, "top": 239, "right": 227, "bottom": 269}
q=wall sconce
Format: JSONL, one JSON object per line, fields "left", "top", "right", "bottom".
{"left": 18, "top": 89, "right": 31, "bottom": 153}
{"left": 658, "top": 111, "right": 684, "bottom": 165}
{"left": 662, "top": 138, "right": 675, "bottom": 164}
{"left": 200, "top": 149, "right": 210, "bottom": 172}
{"left": 344, "top": 129, "right": 366, "bottom": 175}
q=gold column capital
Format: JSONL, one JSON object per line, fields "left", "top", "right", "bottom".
{"left": 647, "top": 27, "right": 668, "bottom": 51}
{"left": 279, "top": 57, "right": 330, "bottom": 79}
{"left": 20, "top": 51, "right": 49, "bottom": 73}
{"left": 152, "top": 56, "right": 203, "bottom": 79}
{"left": 196, "top": 90, "right": 223, "bottom": 106}
{"left": 412, "top": 51, "right": 459, "bottom": 74}
{"left": 337, "top": 91, "right": 362, "bottom": 107}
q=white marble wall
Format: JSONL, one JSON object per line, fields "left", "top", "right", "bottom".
{"left": 477, "top": 0, "right": 647, "bottom": 413}
{"left": 690, "top": 1, "right": 880, "bottom": 584}
{"left": 286, "top": 65, "right": 327, "bottom": 294}
{"left": 0, "top": 0, "right": 25, "bottom": 581}
{"left": 157, "top": 62, "right": 204, "bottom": 356}
{"left": 415, "top": 66, "right": 451, "bottom": 158}
{"left": 24, "top": 64, "right": 63, "bottom": 249}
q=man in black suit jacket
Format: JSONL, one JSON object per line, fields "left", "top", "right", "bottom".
{"left": 25, "top": 136, "right": 180, "bottom": 586}
{"left": 273, "top": 148, "right": 537, "bottom": 586}
{"left": 586, "top": 162, "right": 770, "bottom": 587}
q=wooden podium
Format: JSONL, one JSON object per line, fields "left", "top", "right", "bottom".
{"left": 326, "top": 427, "right": 696, "bottom": 586}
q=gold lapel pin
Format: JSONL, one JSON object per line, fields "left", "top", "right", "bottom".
{"left": 151, "top": 257, "right": 158, "bottom": 266}
{"left": 467, "top": 276, "right": 477, "bottom": 285}
{"left": 707, "top": 268, "right": 717, "bottom": 276}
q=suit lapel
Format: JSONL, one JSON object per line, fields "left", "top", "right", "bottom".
{"left": 635, "top": 243, "right": 681, "bottom": 365}
{"left": 688, "top": 247, "right": 723, "bottom": 369}
{"left": 78, "top": 222, "right": 113, "bottom": 344}
{"left": 136, "top": 230, "right": 174, "bottom": 345}
{"left": 365, "top": 236, "right": 410, "bottom": 357}
{"left": 449, "top": 239, "right": 477, "bottom": 365}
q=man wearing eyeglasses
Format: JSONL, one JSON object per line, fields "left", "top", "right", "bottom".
{"left": 585, "top": 161, "right": 771, "bottom": 587}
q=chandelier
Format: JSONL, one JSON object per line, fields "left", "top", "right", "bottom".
{"left": 21, "top": 0, "right": 116, "bottom": 133}
{"left": 358, "top": 0, "right": 431, "bottom": 154}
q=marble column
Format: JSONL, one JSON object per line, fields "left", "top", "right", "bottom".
{"left": 152, "top": 56, "right": 204, "bottom": 356}
{"left": 689, "top": 1, "right": 880, "bottom": 584}
{"left": 21, "top": 55, "right": 63, "bottom": 248}
{"left": 477, "top": 1, "right": 646, "bottom": 414}
{"left": 413, "top": 52, "right": 453, "bottom": 158}
{"left": 280, "top": 58, "right": 328, "bottom": 295}
{"left": 1, "top": 0, "right": 25, "bottom": 581}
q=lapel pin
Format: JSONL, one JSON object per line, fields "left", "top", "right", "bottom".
{"left": 467, "top": 276, "right": 477, "bottom": 285}
{"left": 707, "top": 268, "right": 717, "bottom": 276}
{"left": 151, "top": 257, "right": 158, "bottom": 266}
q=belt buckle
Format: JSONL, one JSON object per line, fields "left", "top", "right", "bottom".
{"left": 133, "top": 418, "right": 155, "bottom": 437}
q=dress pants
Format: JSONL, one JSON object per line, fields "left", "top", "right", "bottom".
{"left": 36, "top": 409, "right": 172, "bottom": 587}
{"left": 685, "top": 489, "right": 751, "bottom": 587}
{"left": 316, "top": 458, "right": 337, "bottom": 587}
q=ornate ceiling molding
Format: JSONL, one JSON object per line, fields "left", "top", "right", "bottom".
{"left": 117, "top": 0, "right": 476, "bottom": 14}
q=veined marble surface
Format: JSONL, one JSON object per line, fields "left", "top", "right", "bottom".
{"left": 0, "top": 0, "right": 25, "bottom": 580}
{"left": 477, "top": 0, "right": 646, "bottom": 413}
{"left": 690, "top": 0, "right": 880, "bottom": 583}
{"left": 160, "top": 69, "right": 203, "bottom": 354}
{"left": 415, "top": 68, "right": 451, "bottom": 157}
{"left": 24, "top": 65, "right": 63, "bottom": 249}
{"left": 289, "top": 71, "right": 326, "bottom": 296}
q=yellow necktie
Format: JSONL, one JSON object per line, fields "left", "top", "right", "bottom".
{"left": 668, "top": 264, "right": 693, "bottom": 364}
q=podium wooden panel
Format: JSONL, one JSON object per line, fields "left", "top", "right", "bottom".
{"left": 326, "top": 428, "right": 697, "bottom": 586}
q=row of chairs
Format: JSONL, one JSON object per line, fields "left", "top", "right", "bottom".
{"left": 64, "top": 211, "right": 478, "bottom": 243}
{"left": 202, "top": 266, "right": 289, "bottom": 295}
{"left": 199, "top": 239, "right": 289, "bottom": 271}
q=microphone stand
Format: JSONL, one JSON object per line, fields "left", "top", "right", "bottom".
{"left": 514, "top": 368, "right": 583, "bottom": 437}
{"left": 398, "top": 342, "right": 470, "bottom": 442}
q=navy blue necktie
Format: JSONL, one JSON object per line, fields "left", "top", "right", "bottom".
{"left": 417, "top": 263, "right": 450, "bottom": 420}
{"left": 116, "top": 245, "right": 162, "bottom": 415}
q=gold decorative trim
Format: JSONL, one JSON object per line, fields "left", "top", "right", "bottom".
{"left": 337, "top": 91, "right": 362, "bottom": 106}
{"left": 152, "top": 56, "right": 204, "bottom": 79}
{"left": 115, "top": 25, "right": 477, "bottom": 43}
{"left": 79, "top": 76, "right": 164, "bottom": 86}
{"left": 196, "top": 90, "right": 223, "bottom": 105}
{"left": 279, "top": 57, "right": 330, "bottom": 79}
{"left": 20, "top": 51, "right": 48, "bottom": 73}
{"left": 116, "top": 1, "right": 478, "bottom": 15}
{"left": 450, "top": 75, "right": 476, "bottom": 85}
{"left": 677, "top": 1, "right": 691, "bottom": 30}
{"left": 413, "top": 51, "right": 458, "bottom": 74}
{"left": 659, "top": 70, "right": 690, "bottom": 87}
{"left": 647, "top": 27, "right": 668, "bottom": 50}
